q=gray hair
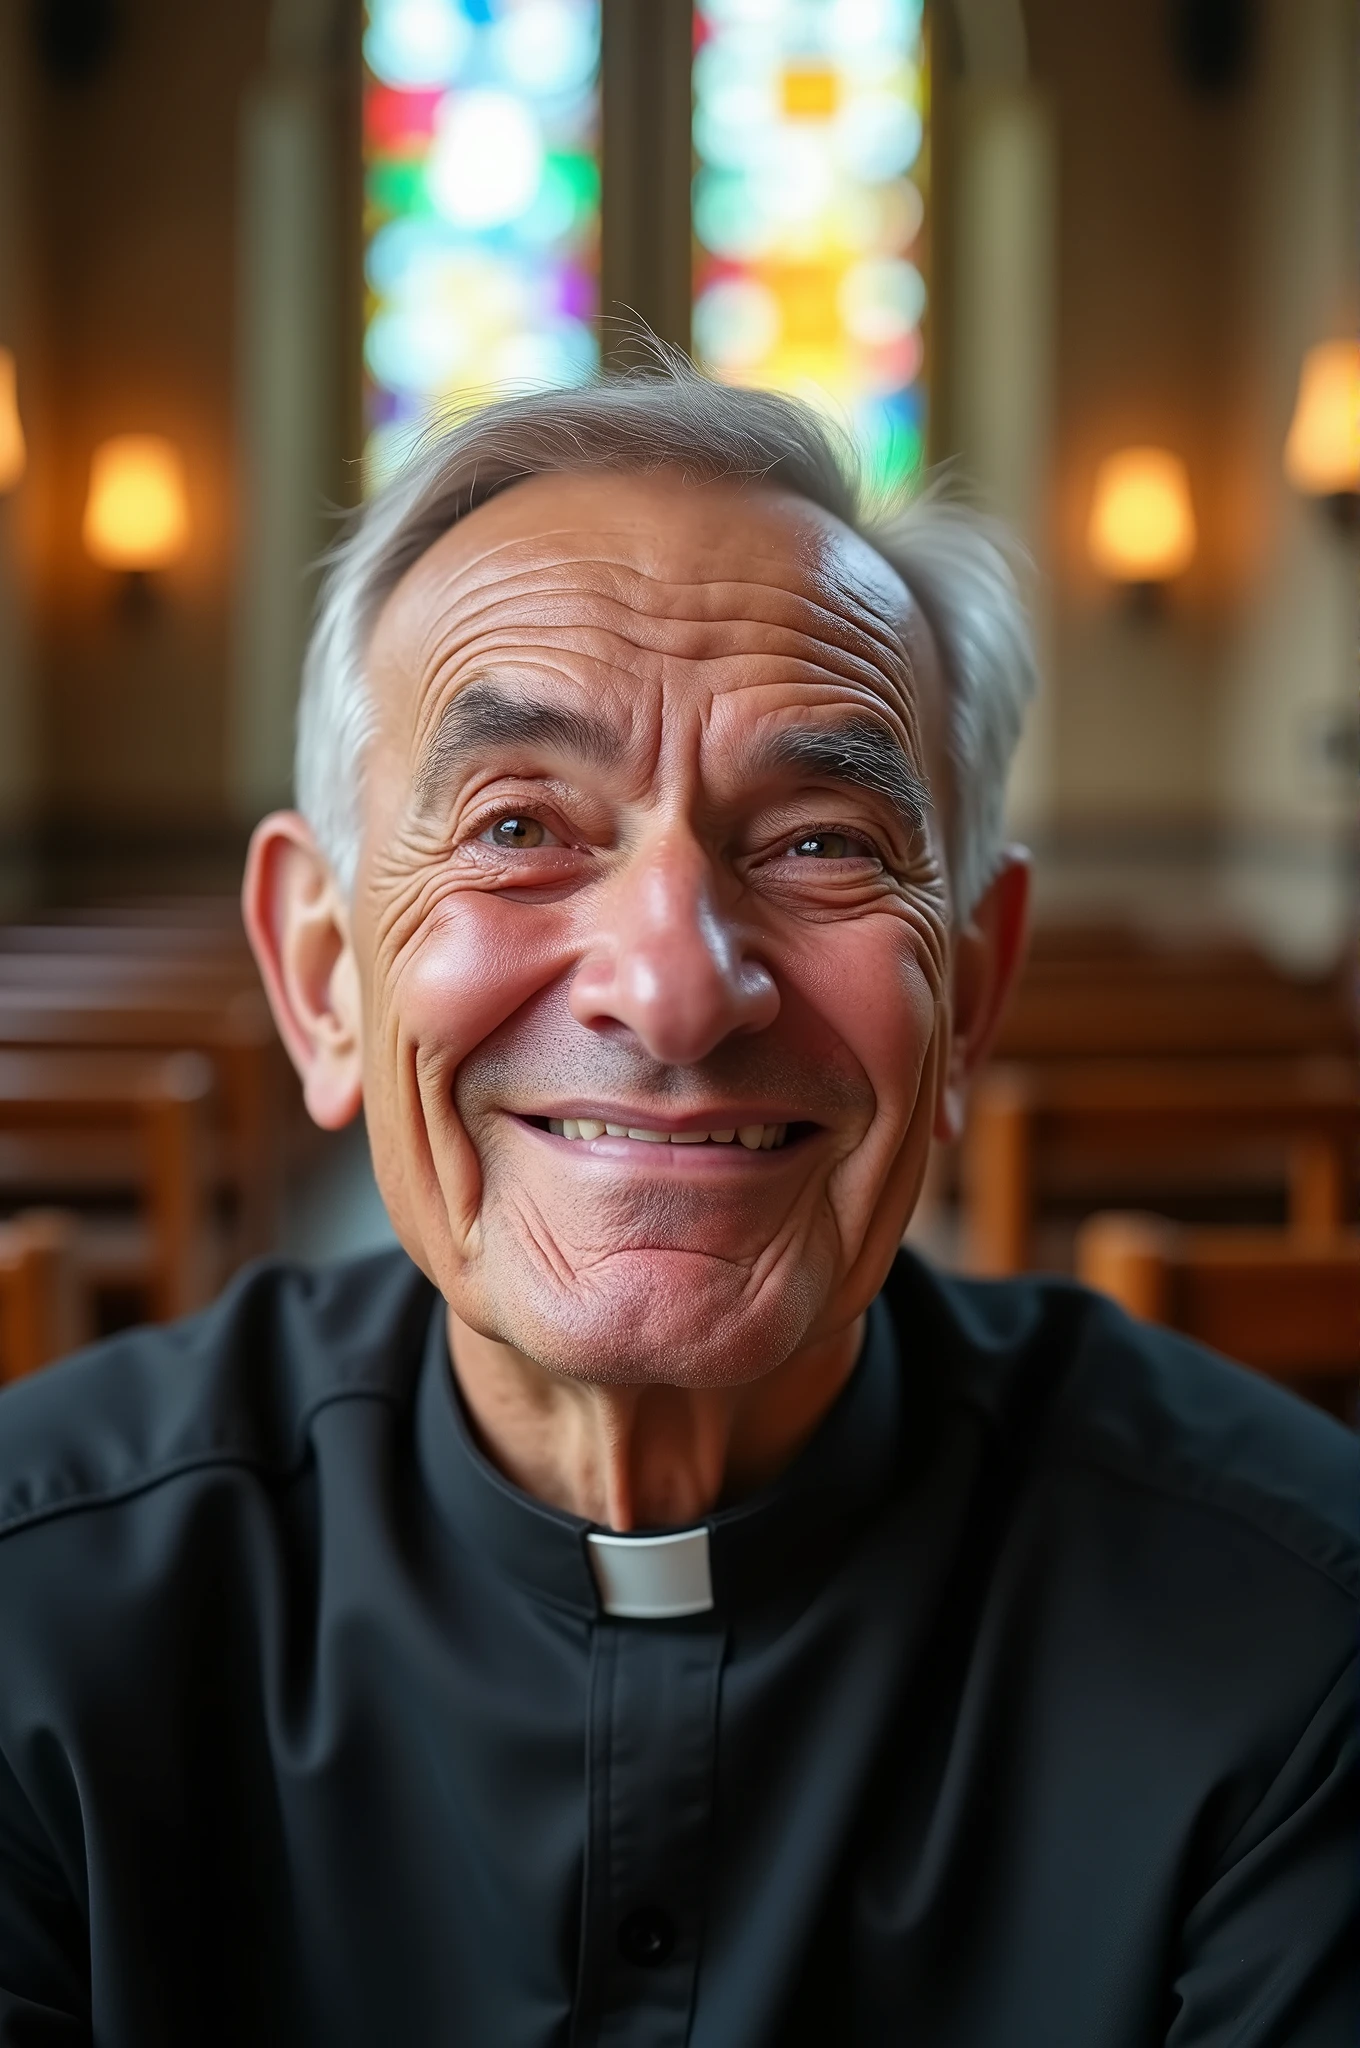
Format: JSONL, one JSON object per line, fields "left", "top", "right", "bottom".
{"left": 297, "top": 362, "right": 1037, "bottom": 916}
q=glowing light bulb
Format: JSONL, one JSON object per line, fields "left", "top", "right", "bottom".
{"left": 1087, "top": 448, "right": 1196, "bottom": 583}
{"left": 1284, "top": 339, "right": 1360, "bottom": 497}
{"left": 82, "top": 435, "right": 189, "bottom": 571}
{"left": 0, "top": 349, "right": 25, "bottom": 494}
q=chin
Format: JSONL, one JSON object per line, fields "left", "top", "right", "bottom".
{"left": 461, "top": 1243, "right": 832, "bottom": 1389}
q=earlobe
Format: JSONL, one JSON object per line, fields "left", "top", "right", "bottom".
{"left": 934, "top": 849, "right": 1031, "bottom": 1146}
{"left": 241, "top": 812, "right": 365, "bottom": 1132}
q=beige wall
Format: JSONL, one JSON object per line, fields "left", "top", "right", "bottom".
{"left": 1005, "top": 0, "right": 1355, "bottom": 954}
{"left": 1214, "top": 0, "right": 1357, "bottom": 964}
{"left": 1027, "top": 0, "right": 1250, "bottom": 830}
{"left": 17, "top": 0, "right": 269, "bottom": 890}
{"left": 946, "top": 77, "right": 1057, "bottom": 838}
{"left": 232, "top": 0, "right": 362, "bottom": 824}
{"left": 3, "top": 0, "right": 362, "bottom": 896}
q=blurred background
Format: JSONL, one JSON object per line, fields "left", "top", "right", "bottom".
{"left": 0, "top": 0, "right": 1355, "bottom": 1413}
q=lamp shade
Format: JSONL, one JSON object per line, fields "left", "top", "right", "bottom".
{"left": 1283, "top": 339, "right": 1360, "bottom": 496}
{"left": 82, "top": 434, "right": 189, "bottom": 569}
{"left": 1087, "top": 448, "right": 1197, "bottom": 582}
{"left": 0, "top": 349, "right": 25, "bottom": 494}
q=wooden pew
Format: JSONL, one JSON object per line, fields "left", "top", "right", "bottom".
{"left": 0, "top": 923, "right": 254, "bottom": 966}
{"left": 9, "top": 897, "right": 250, "bottom": 944}
{"left": 963, "top": 1056, "right": 1360, "bottom": 1274}
{"left": 0, "top": 897, "right": 299, "bottom": 1262}
{"left": 0, "top": 983, "right": 289, "bottom": 1264}
{"left": 995, "top": 928, "right": 1356, "bottom": 1063}
{"left": 921, "top": 928, "right": 1359, "bottom": 1257}
{"left": 1075, "top": 1211, "right": 1360, "bottom": 1423}
{"left": 0, "top": 904, "right": 305, "bottom": 1313}
{"left": 0, "top": 1049, "right": 217, "bottom": 1323}
{"left": 0, "top": 909, "right": 251, "bottom": 954}
{"left": 0, "top": 1211, "right": 88, "bottom": 1382}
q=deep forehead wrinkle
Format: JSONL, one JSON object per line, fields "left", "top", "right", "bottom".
{"left": 384, "top": 511, "right": 915, "bottom": 694}
{"left": 413, "top": 676, "right": 623, "bottom": 813}
{"left": 748, "top": 718, "right": 931, "bottom": 834}
{"left": 395, "top": 577, "right": 919, "bottom": 752}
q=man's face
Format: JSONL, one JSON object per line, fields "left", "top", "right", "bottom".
{"left": 353, "top": 471, "right": 953, "bottom": 1386}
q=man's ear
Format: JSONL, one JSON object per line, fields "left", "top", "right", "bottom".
{"left": 242, "top": 811, "right": 364, "bottom": 1132}
{"left": 934, "top": 848, "right": 1031, "bottom": 1145}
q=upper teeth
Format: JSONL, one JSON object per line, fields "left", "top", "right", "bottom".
{"left": 547, "top": 1119, "right": 788, "bottom": 1150}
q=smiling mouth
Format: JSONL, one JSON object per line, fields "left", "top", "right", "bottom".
{"left": 521, "top": 1116, "right": 811, "bottom": 1152}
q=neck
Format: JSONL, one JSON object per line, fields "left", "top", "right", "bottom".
{"left": 446, "top": 1310, "right": 866, "bottom": 1529}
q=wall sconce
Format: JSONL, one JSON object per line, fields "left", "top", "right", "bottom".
{"left": 1087, "top": 448, "right": 1197, "bottom": 609}
{"left": 0, "top": 348, "right": 26, "bottom": 494}
{"left": 82, "top": 434, "right": 189, "bottom": 601}
{"left": 1284, "top": 339, "right": 1359, "bottom": 527}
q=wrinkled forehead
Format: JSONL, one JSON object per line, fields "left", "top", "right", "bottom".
{"left": 366, "top": 469, "right": 945, "bottom": 767}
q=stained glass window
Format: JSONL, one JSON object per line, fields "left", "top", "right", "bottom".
{"left": 692, "top": 0, "right": 929, "bottom": 492}
{"left": 362, "top": 0, "right": 602, "bottom": 489}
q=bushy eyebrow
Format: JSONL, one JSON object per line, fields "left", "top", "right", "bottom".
{"left": 413, "top": 677, "right": 624, "bottom": 810}
{"left": 413, "top": 681, "right": 928, "bottom": 834}
{"left": 749, "top": 719, "right": 931, "bottom": 833}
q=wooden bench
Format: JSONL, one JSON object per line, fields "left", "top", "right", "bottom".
{"left": 963, "top": 1056, "right": 1360, "bottom": 1274}
{"left": 8, "top": 897, "right": 250, "bottom": 943}
{"left": 0, "top": 1049, "right": 217, "bottom": 1322}
{"left": 0, "top": 984, "right": 289, "bottom": 1265}
{"left": 0, "top": 903, "right": 308, "bottom": 1312}
{"left": 1075, "top": 1211, "right": 1360, "bottom": 1423}
{"left": 0, "top": 1211, "right": 88, "bottom": 1382}
{"left": 0, "top": 899, "right": 295, "bottom": 1250}
{"left": 995, "top": 929, "right": 1356, "bottom": 1063}
{"left": 0, "top": 911, "right": 253, "bottom": 964}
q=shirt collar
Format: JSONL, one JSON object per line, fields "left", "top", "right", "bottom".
{"left": 415, "top": 1290, "right": 905, "bottom": 1626}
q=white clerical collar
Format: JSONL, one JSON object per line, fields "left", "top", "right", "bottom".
{"left": 586, "top": 1526, "right": 714, "bottom": 1620}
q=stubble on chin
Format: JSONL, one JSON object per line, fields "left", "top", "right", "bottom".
{"left": 459, "top": 1211, "right": 835, "bottom": 1388}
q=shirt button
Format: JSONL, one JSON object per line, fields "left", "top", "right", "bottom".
{"left": 617, "top": 1906, "right": 676, "bottom": 1968}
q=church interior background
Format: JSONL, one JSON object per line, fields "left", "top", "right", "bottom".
{"left": 0, "top": 0, "right": 1354, "bottom": 1326}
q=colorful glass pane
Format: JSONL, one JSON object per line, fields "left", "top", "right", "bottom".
{"left": 692, "top": 0, "right": 929, "bottom": 492}
{"left": 363, "top": 0, "right": 601, "bottom": 490}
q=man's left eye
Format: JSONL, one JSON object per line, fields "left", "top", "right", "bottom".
{"left": 788, "top": 832, "right": 872, "bottom": 860}
{"left": 480, "top": 816, "right": 555, "bottom": 849}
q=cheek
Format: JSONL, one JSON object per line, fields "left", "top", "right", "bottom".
{"left": 360, "top": 891, "right": 581, "bottom": 1272}
{"left": 385, "top": 894, "right": 576, "bottom": 1067}
{"left": 780, "top": 914, "right": 941, "bottom": 1131}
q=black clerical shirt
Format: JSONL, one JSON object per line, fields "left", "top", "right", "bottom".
{"left": 0, "top": 1248, "right": 1354, "bottom": 2047}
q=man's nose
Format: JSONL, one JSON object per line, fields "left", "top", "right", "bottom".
{"left": 568, "top": 835, "right": 779, "bottom": 1064}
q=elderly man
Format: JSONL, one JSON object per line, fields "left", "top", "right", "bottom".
{"left": 0, "top": 372, "right": 1354, "bottom": 2048}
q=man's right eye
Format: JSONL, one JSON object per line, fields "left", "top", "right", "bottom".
{"left": 480, "top": 816, "right": 553, "bottom": 849}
